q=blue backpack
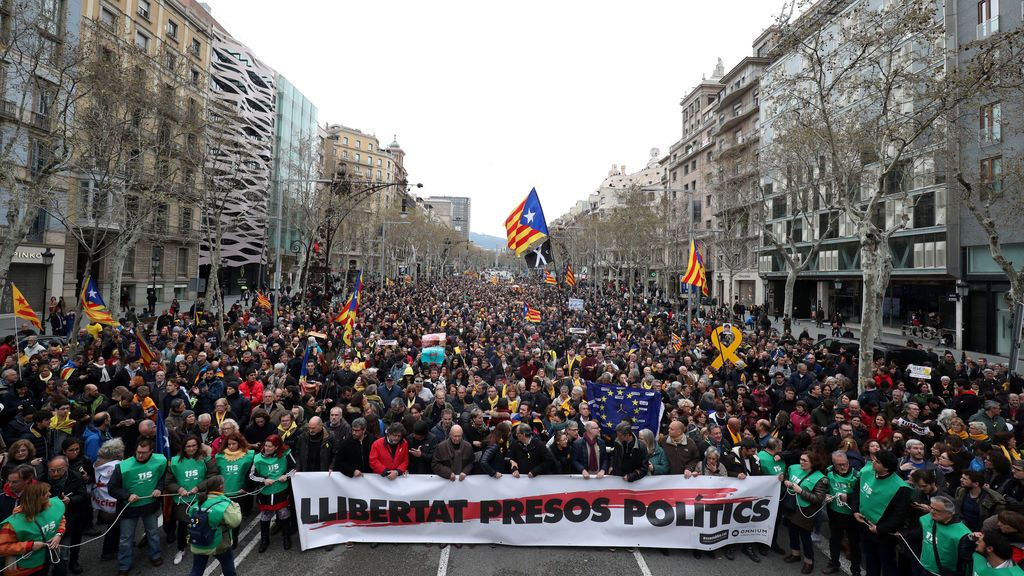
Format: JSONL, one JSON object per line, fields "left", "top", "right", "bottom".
{"left": 188, "top": 500, "right": 217, "bottom": 547}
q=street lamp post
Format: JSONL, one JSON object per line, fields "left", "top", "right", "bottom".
{"left": 380, "top": 218, "right": 410, "bottom": 281}
{"left": 40, "top": 248, "right": 54, "bottom": 328}
{"left": 151, "top": 248, "right": 162, "bottom": 316}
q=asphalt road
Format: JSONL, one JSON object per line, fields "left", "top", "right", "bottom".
{"left": 67, "top": 513, "right": 812, "bottom": 576}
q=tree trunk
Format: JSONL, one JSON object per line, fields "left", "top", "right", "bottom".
{"left": 784, "top": 267, "right": 797, "bottom": 322}
{"left": 858, "top": 232, "right": 893, "bottom": 394}
{"left": 109, "top": 227, "right": 145, "bottom": 319}
{"left": 209, "top": 219, "right": 225, "bottom": 343}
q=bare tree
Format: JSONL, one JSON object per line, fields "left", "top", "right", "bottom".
{"left": 0, "top": 0, "right": 85, "bottom": 307}
{"left": 770, "top": 0, "right": 967, "bottom": 389}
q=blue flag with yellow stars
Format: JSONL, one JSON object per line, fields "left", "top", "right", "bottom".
{"left": 586, "top": 383, "right": 663, "bottom": 437}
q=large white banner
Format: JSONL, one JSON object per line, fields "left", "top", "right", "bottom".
{"left": 292, "top": 473, "right": 779, "bottom": 550}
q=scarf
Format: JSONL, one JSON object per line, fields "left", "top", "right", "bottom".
{"left": 215, "top": 411, "right": 227, "bottom": 428}
{"left": 1000, "top": 445, "right": 1022, "bottom": 463}
{"left": 221, "top": 447, "right": 248, "bottom": 462}
{"left": 585, "top": 435, "right": 598, "bottom": 472}
{"left": 278, "top": 422, "right": 297, "bottom": 439}
{"left": 969, "top": 432, "right": 989, "bottom": 442}
{"left": 50, "top": 414, "right": 74, "bottom": 434}
{"left": 728, "top": 427, "right": 742, "bottom": 445}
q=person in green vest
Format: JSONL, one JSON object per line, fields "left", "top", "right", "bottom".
{"left": 108, "top": 437, "right": 168, "bottom": 576}
{"left": 215, "top": 432, "right": 255, "bottom": 547}
{"left": 0, "top": 482, "right": 65, "bottom": 576}
{"left": 918, "top": 494, "right": 974, "bottom": 576}
{"left": 248, "top": 434, "right": 295, "bottom": 553}
{"left": 165, "top": 435, "right": 217, "bottom": 566}
{"left": 824, "top": 450, "right": 862, "bottom": 576}
{"left": 186, "top": 474, "right": 242, "bottom": 576}
{"left": 973, "top": 530, "right": 1024, "bottom": 576}
{"left": 757, "top": 437, "right": 787, "bottom": 556}
{"left": 852, "top": 450, "right": 912, "bottom": 576}
{"left": 782, "top": 450, "right": 829, "bottom": 574}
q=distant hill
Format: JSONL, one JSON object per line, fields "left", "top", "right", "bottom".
{"left": 470, "top": 232, "right": 507, "bottom": 251}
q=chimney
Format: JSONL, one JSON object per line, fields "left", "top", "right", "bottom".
{"left": 620, "top": 164, "right": 626, "bottom": 174}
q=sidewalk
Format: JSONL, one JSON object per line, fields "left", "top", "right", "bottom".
{"left": 773, "top": 316, "right": 1010, "bottom": 365}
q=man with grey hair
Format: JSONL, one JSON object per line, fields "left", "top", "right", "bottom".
{"left": 571, "top": 421, "right": 607, "bottom": 478}
{"left": 916, "top": 494, "right": 974, "bottom": 576}
{"left": 823, "top": 450, "right": 860, "bottom": 575}
{"left": 898, "top": 438, "right": 934, "bottom": 479}
{"left": 432, "top": 424, "right": 474, "bottom": 481}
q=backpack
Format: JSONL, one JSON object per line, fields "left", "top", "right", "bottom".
{"left": 187, "top": 500, "right": 218, "bottom": 547}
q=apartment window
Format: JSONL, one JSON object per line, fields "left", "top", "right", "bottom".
{"left": 190, "top": 68, "right": 200, "bottom": 86}
{"left": 355, "top": 153, "right": 360, "bottom": 162}
{"left": 981, "top": 156, "right": 1002, "bottom": 195}
{"left": 343, "top": 137, "right": 348, "bottom": 145}
{"left": 367, "top": 156, "right": 372, "bottom": 166}
{"left": 977, "top": 0, "right": 999, "bottom": 38}
{"left": 377, "top": 158, "right": 382, "bottom": 167}
{"left": 355, "top": 140, "right": 361, "bottom": 149}
{"left": 31, "top": 140, "right": 50, "bottom": 176}
{"left": 154, "top": 203, "right": 169, "bottom": 232}
{"left": 164, "top": 50, "right": 176, "bottom": 70}
{"left": 691, "top": 199, "right": 702, "bottom": 223}
{"left": 166, "top": 20, "right": 178, "bottom": 40}
{"left": 377, "top": 170, "right": 382, "bottom": 180}
{"left": 135, "top": 31, "right": 149, "bottom": 51}
{"left": 137, "top": 0, "right": 150, "bottom": 20}
{"left": 100, "top": 8, "right": 116, "bottom": 30}
{"left": 40, "top": 0, "right": 62, "bottom": 36}
{"left": 177, "top": 247, "right": 189, "bottom": 276}
{"left": 705, "top": 194, "right": 712, "bottom": 207}
{"left": 79, "top": 179, "right": 107, "bottom": 220}
{"left": 342, "top": 151, "right": 348, "bottom": 160}
{"left": 190, "top": 39, "right": 201, "bottom": 57}
{"left": 179, "top": 206, "right": 192, "bottom": 234}
{"left": 913, "top": 192, "right": 936, "bottom": 228}
{"left": 980, "top": 102, "right": 1001, "bottom": 143}
{"left": 368, "top": 143, "right": 373, "bottom": 151}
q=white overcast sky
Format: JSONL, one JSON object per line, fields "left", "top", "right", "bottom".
{"left": 206, "top": 0, "right": 789, "bottom": 237}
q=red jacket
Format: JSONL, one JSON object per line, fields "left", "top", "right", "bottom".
{"left": 369, "top": 437, "right": 409, "bottom": 475}
{"left": 239, "top": 379, "right": 264, "bottom": 406}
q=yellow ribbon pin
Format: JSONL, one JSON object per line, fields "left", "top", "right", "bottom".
{"left": 709, "top": 325, "right": 743, "bottom": 369}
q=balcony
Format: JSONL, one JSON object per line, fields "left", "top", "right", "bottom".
{"left": 0, "top": 100, "right": 16, "bottom": 119}
{"left": 29, "top": 111, "right": 51, "bottom": 131}
{"left": 977, "top": 17, "right": 999, "bottom": 39}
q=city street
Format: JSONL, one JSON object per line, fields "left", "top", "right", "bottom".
{"left": 68, "top": 514, "right": 803, "bottom": 576}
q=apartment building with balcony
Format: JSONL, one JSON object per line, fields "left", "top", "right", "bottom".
{"left": 76, "top": 0, "right": 213, "bottom": 311}
{"left": 707, "top": 29, "right": 775, "bottom": 308}
{"left": 0, "top": 0, "right": 82, "bottom": 322}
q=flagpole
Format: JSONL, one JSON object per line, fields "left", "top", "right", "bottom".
{"left": 12, "top": 287, "right": 20, "bottom": 381}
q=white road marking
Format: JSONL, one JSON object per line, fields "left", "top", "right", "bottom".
{"left": 201, "top": 516, "right": 259, "bottom": 576}
{"left": 437, "top": 545, "right": 451, "bottom": 576}
{"left": 632, "top": 548, "right": 653, "bottom": 576}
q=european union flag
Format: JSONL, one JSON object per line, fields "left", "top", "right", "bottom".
{"left": 586, "top": 383, "right": 663, "bottom": 437}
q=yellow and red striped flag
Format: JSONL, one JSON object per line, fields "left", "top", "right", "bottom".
{"left": 544, "top": 270, "right": 557, "bottom": 285}
{"left": 11, "top": 283, "right": 42, "bottom": 331}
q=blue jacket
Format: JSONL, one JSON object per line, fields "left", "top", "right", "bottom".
{"left": 570, "top": 436, "right": 609, "bottom": 474}
{"left": 378, "top": 382, "right": 403, "bottom": 410}
{"left": 83, "top": 424, "right": 111, "bottom": 463}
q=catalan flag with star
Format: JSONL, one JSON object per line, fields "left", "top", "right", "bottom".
{"left": 522, "top": 303, "right": 541, "bottom": 323}
{"left": 10, "top": 283, "right": 42, "bottom": 331}
{"left": 136, "top": 328, "right": 158, "bottom": 365}
{"left": 670, "top": 333, "right": 683, "bottom": 353}
{"left": 79, "top": 277, "right": 120, "bottom": 327}
{"left": 504, "top": 188, "right": 549, "bottom": 256}
{"left": 254, "top": 291, "right": 272, "bottom": 310}
{"left": 544, "top": 270, "right": 557, "bottom": 285}
{"left": 336, "top": 271, "right": 363, "bottom": 345}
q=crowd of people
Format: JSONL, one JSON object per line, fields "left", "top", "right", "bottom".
{"left": 0, "top": 275, "right": 1019, "bottom": 576}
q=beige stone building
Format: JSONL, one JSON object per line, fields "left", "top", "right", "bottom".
{"left": 71, "top": 0, "right": 213, "bottom": 312}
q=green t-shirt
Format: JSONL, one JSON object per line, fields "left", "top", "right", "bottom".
{"left": 120, "top": 454, "right": 168, "bottom": 507}
{"left": 170, "top": 455, "right": 209, "bottom": 504}
{"left": 253, "top": 451, "right": 290, "bottom": 496}
{"left": 920, "top": 514, "right": 971, "bottom": 576}
{"left": 5, "top": 497, "right": 66, "bottom": 569}
{"left": 826, "top": 465, "right": 859, "bottom": 514}
{"left": 216, "top": 450, "right": 255, "bottom": 496}
{"left": 758, "top": 450, "right": 785, "bottom": 476}
{"left": 186, "top": 493, "right": 233, "bottom": 552}
{"left": 859, "top": 466, "right": 908, "bottom": 525}
{"left": 787, "top": 464, "right": 825, "bottom": 508}
{"left": 972, "top": 553, "right": 1024, "bottom": 576}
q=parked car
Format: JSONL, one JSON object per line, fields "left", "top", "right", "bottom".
{"left": 814, "top": 337, "right": 939, "bottom": 366}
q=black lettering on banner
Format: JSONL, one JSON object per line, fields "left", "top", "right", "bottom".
{"left": 350, "top": 498, "right": 368, "bottom": 521}
{"left": 732, "top": 501, "right": 753, "bottom": 522}
{"left": 410, "top": 500, "right": 431, "bottom": 523}
{"left": 450, "top": 500, "right": 468, "bottom": 523}
{"left": 693, "top": 503, "right": 704, "bottom": 527}
{"left": 299, "top": 498, "right": 317, "bottom": 524}
{"left": 370, "top": 499, "right": 388, "bottom": 523}
{"left": 623, "top": 499, "right": 645, "bottom": 525}
{"left": 481, "top": 500, "right": 501, "bottom": 523}
{"left": 542, "top": 499, "right": 563, "bottom": 523}
{"left": 503, "top": 499, "right": 525, "bottom": 524}
{"left": 751, "top": 499, "right": 771, "bottom": 523}
{"left": 646, "top": 500, "right": 673, "bottom": 527}
{"left": 388, "top": 499, "right": 411, "bottom": 523}
{"left": 426, "top": 500, "right": 452, "bottom": 523}
{"left": 721, "top": 502, "right": 734, "bottom": 527}
{"left": 524, "top": 499, "right": 543, "bottom": 524}
{"left": 591, "top": 498, "right": 610, "bottom": 523}
{"left": 563, "top": 498, "right": 591, "bottom": 523}
{"left": 674, "top": 502, "right": 693, "bottom": 526}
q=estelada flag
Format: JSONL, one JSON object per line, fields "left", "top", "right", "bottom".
{"left": 544, "top": 270, "right": 557, "bottom": 285}
{"left": 505, "top": 188, "right": 549, "bottom": 256}
{"left": 254, "top": 291, "right": 272, "bottom": 310}
{"left": 79, "top": 277, "right": 120, "bottom": 327}
{"left": 136, "top": 329, "right": 158, "bottom": 364}
{"left": 522, "top": 303, "right": 541, "bottom": 323}
{"left": 11, "top": 283, "right": 42, "bottom": 331}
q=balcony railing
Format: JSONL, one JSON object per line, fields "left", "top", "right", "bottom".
{"left": 977, "top": 17, "right": 999, "bottom": 39}
{"left": 0, "top": 100, "right": 16, "bottom": 119}
{"left": 29, "top": 112, "right": 51, "bottom": 131}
